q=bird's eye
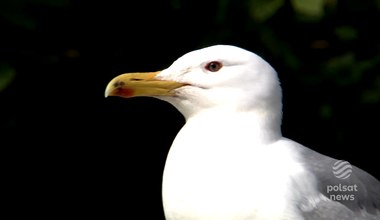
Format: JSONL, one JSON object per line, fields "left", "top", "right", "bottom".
{"left": 205, "top": 61, "right": 223, "bottom": 72}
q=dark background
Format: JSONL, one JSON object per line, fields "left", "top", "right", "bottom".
{"left": 1, "top": 0, "right": 379, "bottom": 218}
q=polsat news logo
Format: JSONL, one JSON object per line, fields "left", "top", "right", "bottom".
{"left": 327, "top": 160, "right": 357, "bottom": 201}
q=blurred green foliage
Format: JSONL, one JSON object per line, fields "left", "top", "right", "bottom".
{"left": 0, "top": 0, "right": 69, "bottom": 30}
{"left": 1, "top": 0, "right": 379, "bottom": 101}
{"left": 0, "top": 0, "right": 70, "bottom": 91}
{"left": 335, "top": 26, "right": 358, "bottom": 41}
{"left": 250, "top": 0, "right": 284, "bottom": 22}
{"left": 0, "top": 63, "right": 15, "bottom": 92}
{"left": 247, "top": 0, "right": 380, "bottom": 106}
{"left": 291, "top": 0, "right": 325, "bottom": 19}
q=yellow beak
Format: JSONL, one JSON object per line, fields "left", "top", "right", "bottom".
{"left": 105, "top": 71, "right": 186, "bottom": 98}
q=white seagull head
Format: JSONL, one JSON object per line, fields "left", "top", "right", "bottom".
{"left": 105, "top": 45, "right": 282, "bottom": 120}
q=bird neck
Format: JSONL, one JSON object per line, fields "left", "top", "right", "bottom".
{"left": 185, "top": 107, "right": 282, "bottom": 145}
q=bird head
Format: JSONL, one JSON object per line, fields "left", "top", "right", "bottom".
{"left": 105, "top": 45, "right": 282, "bottom": 120}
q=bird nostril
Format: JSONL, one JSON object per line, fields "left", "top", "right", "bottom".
{"left": 130, "top": 78, "right": 143, "bottom": 81}
{"left": 113, "top": 81, "right": 125, "bottom": 88}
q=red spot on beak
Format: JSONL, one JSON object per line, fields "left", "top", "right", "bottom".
{"left": 114, "top": 87, "right": 134, "bottom": 97}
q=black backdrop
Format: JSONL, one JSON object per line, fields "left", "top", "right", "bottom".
{"left": 1, "top": 1, "right": 380, "bottom": 218}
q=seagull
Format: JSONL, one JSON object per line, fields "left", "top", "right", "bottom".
{"left": 105, "top": 45, "right": 380, "bottom": 220}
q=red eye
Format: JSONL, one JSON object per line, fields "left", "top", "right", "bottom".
{"left": 205, "top": 61, "right": 223, "bottom": 72}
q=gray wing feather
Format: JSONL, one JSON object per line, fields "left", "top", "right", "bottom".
{"left": 289, "top": 140, "right": 380, "bottom": 219}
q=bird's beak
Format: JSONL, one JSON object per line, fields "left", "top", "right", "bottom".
{"left": 105, "top": 71, "right": 186, "bottom": 98}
